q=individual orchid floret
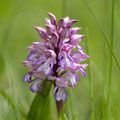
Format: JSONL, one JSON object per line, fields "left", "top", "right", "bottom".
{"left": 22, "top": 12, "right": 89, "bottom": 103}
{"left": 47, "top": 12, "right": 56, "bottom": 25}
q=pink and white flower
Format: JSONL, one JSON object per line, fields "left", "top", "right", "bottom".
{"left": 22, "top": 12, "right": 89, "bottom": 102}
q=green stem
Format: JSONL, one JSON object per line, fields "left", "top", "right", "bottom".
{"left": 101, "top": 42, "right": 106, "bottom": 119}
{"left": 56, "top": 100, "right": 63, "bottom": 116}
{"left": 105, "top": 0, "right": 114, "bottom": 119}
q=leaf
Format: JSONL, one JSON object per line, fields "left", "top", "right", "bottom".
{"left": 62, "top": 88, "right": 75, "bottom": 120}
{"left": 27, "top": 81, "right": 52, "bottom": 120}
{"left": 59, "top": 113, "right": 68, "bottom": 120}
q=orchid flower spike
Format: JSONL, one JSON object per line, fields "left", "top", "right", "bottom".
{"left": 22, "top": 12, "right": 89, "bottom": 102}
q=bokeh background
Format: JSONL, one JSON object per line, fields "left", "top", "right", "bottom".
{"left": 0, "top": 0, "right": 120, "bottom": 120}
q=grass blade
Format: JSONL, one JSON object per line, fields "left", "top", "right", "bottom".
{"left": 0, "top": 89, "right": 26, "bottom": 118}
{"left": 105, "top": 0, "right": 114, "bottom": 119}
{"left": 0, "top": 89, "right": 16, "bottom": 109}
{"left": 81, "top": 0, "right": 120, "bottom": 70}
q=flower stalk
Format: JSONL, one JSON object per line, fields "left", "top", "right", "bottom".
{"left": 56, "top": 100, "right": 63, "bottom": 116}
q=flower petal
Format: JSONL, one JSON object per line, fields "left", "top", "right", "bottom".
{"left": 57, "top": 18, "right": 64, "bottom": 27}
{"left": 45, "top": 18, "right": 51, "bottom": 25}
{"left": 27, "top": 45, "right": 36, "bottom": 51}
{"left": 76, "top": 44, "right": 85, "bottom": 54}
{"left": 30, "top": 80, "right": 41, "bottom": 93}
{"left": 47, "top": 12, "right": 56, "bottom": 25}
{"left": 45, "top": 24, "right": 55, "bottom": 35}
{"left": 33, "top": 71, "right": 46, "bottom": 80}
{"left": 73, "top": 63, "right": 88, "bottom": 76}
{"left": 45, "top": 49, "right": 56, "bottom": 60}
{"left": 60, "top": 27, "right": 70, "bottom": 39}
{"left": 37, "top": 58, "right": 53, "bottom": 76}
{"left": 53, "top": 86, "right": 58, "bottom": 93}
{"left": 70, "top": 27, "right": 82, "bottom": 35}
{"left": 27, "top": 51, "right": 37, "bottom": 61}
{"left": 70, "top": 34, "right": 85, "bottom": 45}
{"left": 55, "top": 87, "right": 67, "bottom": 102}
{"left": 66, "top": 20, "right": 78, "bottom": 28}
{"left": 22, "top": 61, "right": 32, "bottom": 67}
{"left": 63, "top": 17, "right": 70, "bottom": 27}
{"left": 56, "top": 77, "right": 68, "bottom": 87}
{"left": 60, "top": 43, "right": 73, "bottom": 53}
{"left": 65, "top": 71, "right": 76, "bottom": 88}
{"left": 51, "top": 32, "right": 59, "bottom": 45}
{"left": 79, "top": 67, "right": 86, "bottom": 77}
{"left": 74, "top": 74, "right": 80, "bottom": 81}
{"left": 23, "top": 73, "right": 31, "bottom": 82}
{"left": 72, "top": 52, "right": 89, "bottom": 63}
{"left": 34, "top": 26, "right": 49, "bottom": 40}
{"left": 59, "top": 52, "right": 74, "bottom": 69}
{"left": 35, "top": 56, "right": 46, "bottom": 65}
{"left": 33, "top": 42, "right": 47, "bottom": 53}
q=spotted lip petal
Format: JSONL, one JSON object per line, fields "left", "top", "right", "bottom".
{"left": 65, "top": 71, "right": 76, "bottom": 88}
{"left": 55, "top": 87, "right": 67, "bottom": 102}
{"left": 37, "top": 58, "right": 53, "bottom": 76}
{"left": 58, "top": 52, "right": 74, "bottom": 69}
{"left": 30, "top": 80, "right": 41, "bottom": 93}
{"left": 22, "top": 12, "right": 89, "bottom": 102}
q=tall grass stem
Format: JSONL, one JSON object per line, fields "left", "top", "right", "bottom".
{"left": 81, "top": 0, "right": 120, "bottom": 70}
{"left": 105, "top": 0, "right": 114, "bottom": 119}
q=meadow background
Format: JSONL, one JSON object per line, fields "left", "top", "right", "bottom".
{"left": 0, "top": 0, "right": 120, "bottom": 120}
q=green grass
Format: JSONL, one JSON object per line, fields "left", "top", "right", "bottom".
{"left": 0, "top": 0, "right": 120, "bottom": 120}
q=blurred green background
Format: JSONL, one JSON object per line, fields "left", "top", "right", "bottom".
{"left": 0, "top": 0, "right": 120, "bottom": 120}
